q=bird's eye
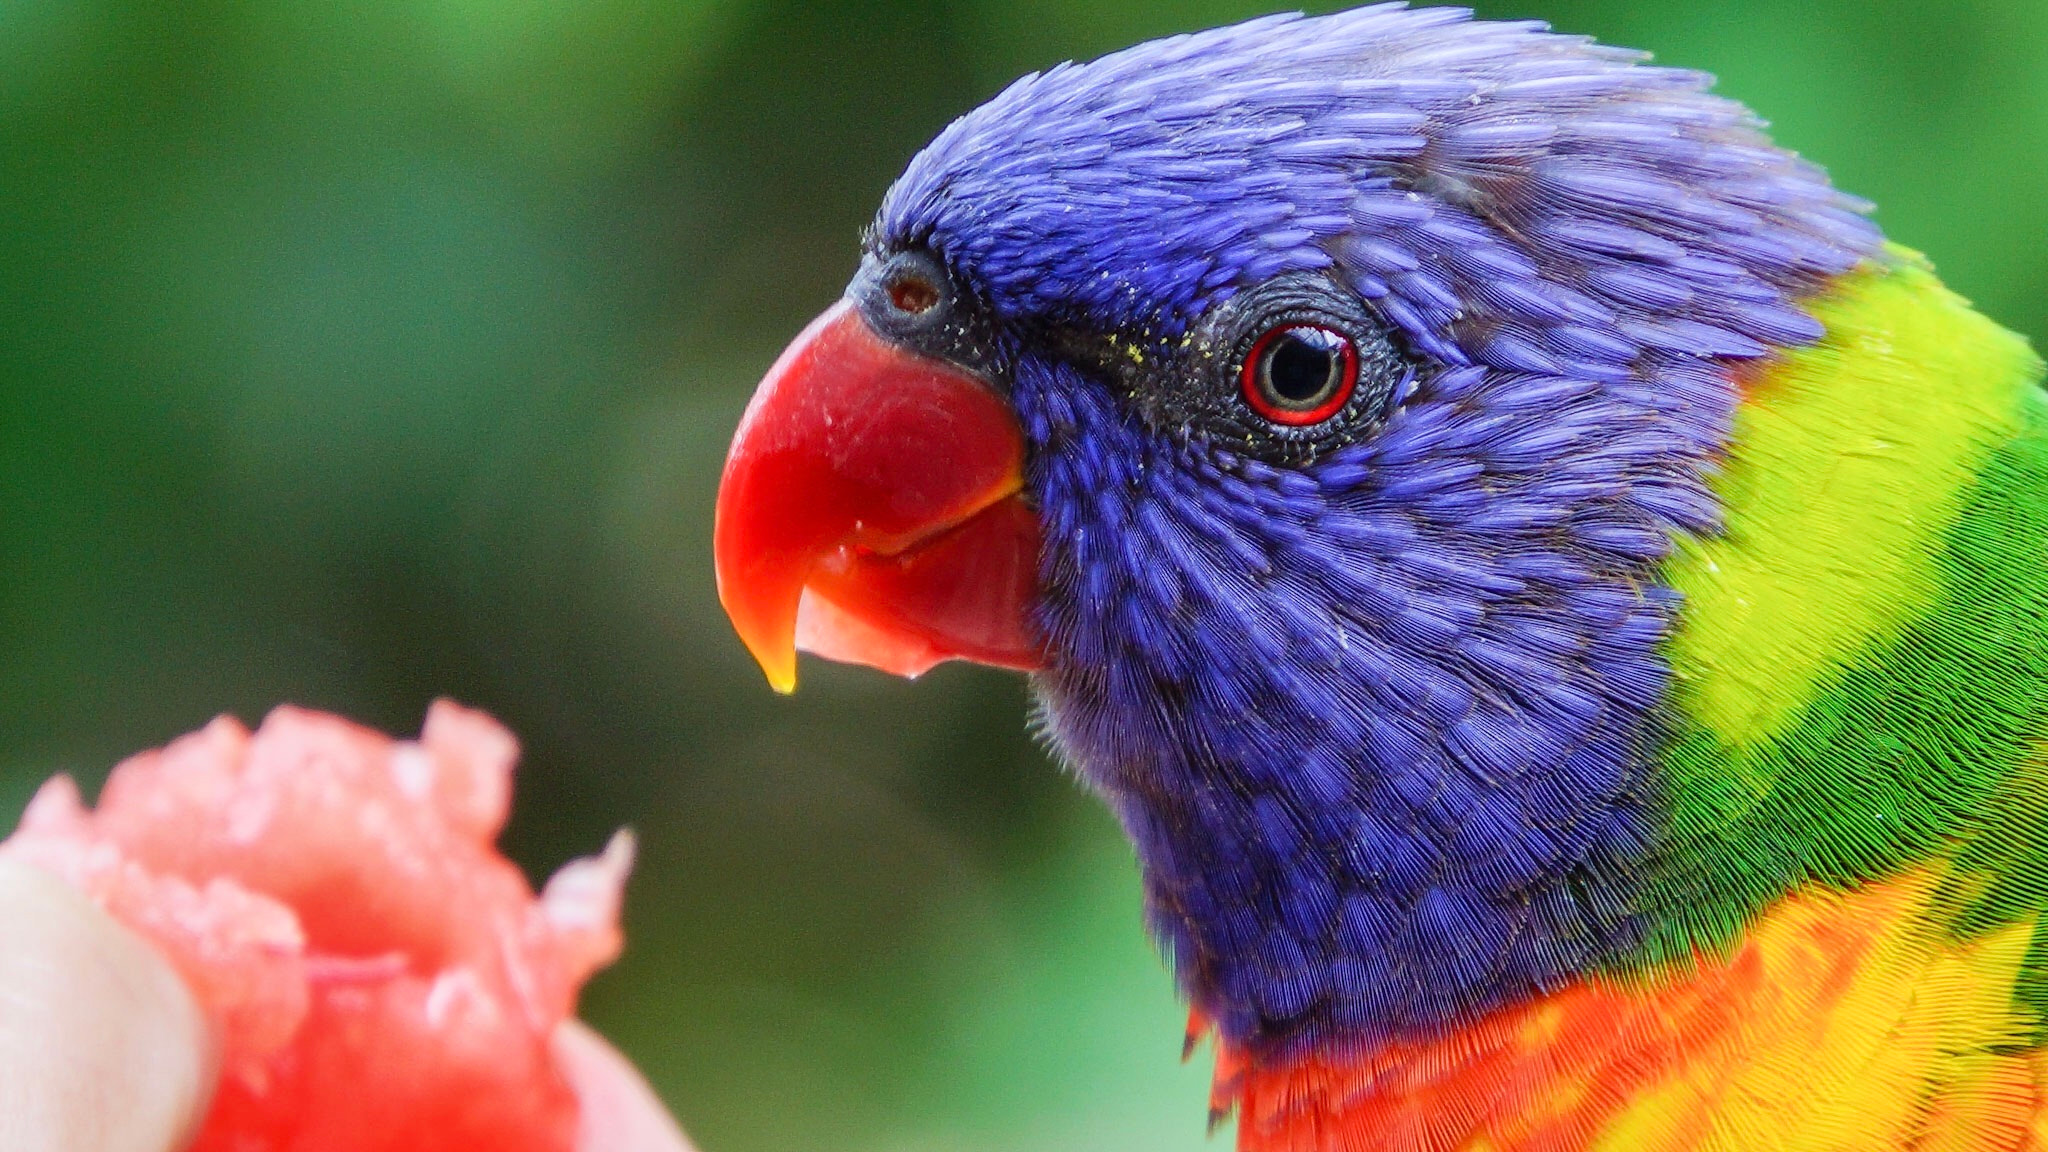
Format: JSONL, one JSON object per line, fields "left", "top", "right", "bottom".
{"left": 886, "top": 272, "right": 941, "bottom": 317}
{"left": 1240, "top": 324, "right": 1359, "bottom": 425}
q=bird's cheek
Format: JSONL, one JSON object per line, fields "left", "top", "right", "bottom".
{"left": 713, "top": 300, "right": 1044, "bottom": 692}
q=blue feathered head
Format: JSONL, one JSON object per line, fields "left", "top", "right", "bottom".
{"left": 717, "top": 4, "right": 1882, "bottom": 1053}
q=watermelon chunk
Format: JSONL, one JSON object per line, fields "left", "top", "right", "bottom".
{"left": 0, "top": 701, "right": 632, "bottom": 1152}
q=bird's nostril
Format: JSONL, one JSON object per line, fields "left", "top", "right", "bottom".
{"left": 887, "top": 275, "right": 941, "bottom": 315}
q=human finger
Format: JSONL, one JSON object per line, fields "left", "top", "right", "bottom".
{"left": 0, "top": 857, "right": 215, "bottom": 1152}
{"left": 554, "top": 1019, "right": 696, "bottom": 1152}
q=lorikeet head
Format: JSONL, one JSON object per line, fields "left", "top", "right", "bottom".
{"left": 715, "top": 5, "right": 1882, "bottom": 1054}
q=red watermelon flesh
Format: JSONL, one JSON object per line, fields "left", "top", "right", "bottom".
{"left": 0, "top": 701, "right": 632, "bottom": 1152}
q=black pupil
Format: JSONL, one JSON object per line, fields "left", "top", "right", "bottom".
{"left": 1263, "top": 329, "right": 1343, "bottom": 406}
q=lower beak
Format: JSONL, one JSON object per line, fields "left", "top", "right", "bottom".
{"left": 713, "top": 301, "right": 1044, "bottom": 692}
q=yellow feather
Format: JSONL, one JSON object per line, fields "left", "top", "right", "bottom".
{"left": 1663, "top": 249, "right": 2039, "bottom": 757}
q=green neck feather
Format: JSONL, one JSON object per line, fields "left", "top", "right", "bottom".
{"left": 1633, "top": 248, "right": 2048, "bottom": 978}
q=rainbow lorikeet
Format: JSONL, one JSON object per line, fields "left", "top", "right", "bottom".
{"left": 712, "top": 6, "right": 2048, "bottom": 1149}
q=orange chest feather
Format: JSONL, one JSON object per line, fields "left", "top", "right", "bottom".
{"left": 1217, "top": 871, "right": 2046, "bottom": 1152}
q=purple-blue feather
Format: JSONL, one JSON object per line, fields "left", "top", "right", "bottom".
{"left": 873, "top": 4, "right": 1884, "bottom": 1053}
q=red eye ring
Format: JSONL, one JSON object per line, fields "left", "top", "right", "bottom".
{"left": 1240, "top": 323, "right": 1359, "bottom": 426}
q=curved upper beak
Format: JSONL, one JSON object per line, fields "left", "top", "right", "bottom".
{"left": 713, "top": 301, "right": 1045, "bottom": 692}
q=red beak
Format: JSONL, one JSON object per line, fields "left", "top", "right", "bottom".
{"left": 713, "top": 300, "right": 1045, "bottom": 692}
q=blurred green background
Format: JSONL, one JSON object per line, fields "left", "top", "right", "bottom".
{"left": 1, "top": 0, "right": 2043, "bottom": 1148}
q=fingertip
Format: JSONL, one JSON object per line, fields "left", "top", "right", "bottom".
{"left": 0, "top": 858, "right": 216, "bottom": 1152}
{"left": 553, "top": 1019, "right": 696, "bottom": 1152}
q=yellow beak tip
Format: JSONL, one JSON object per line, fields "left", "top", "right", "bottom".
{"left": 728, "top": 616, "right": 800, "bottom": 695}
{"left": 757, "top": 655, "right": 799, "bottom": 695}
